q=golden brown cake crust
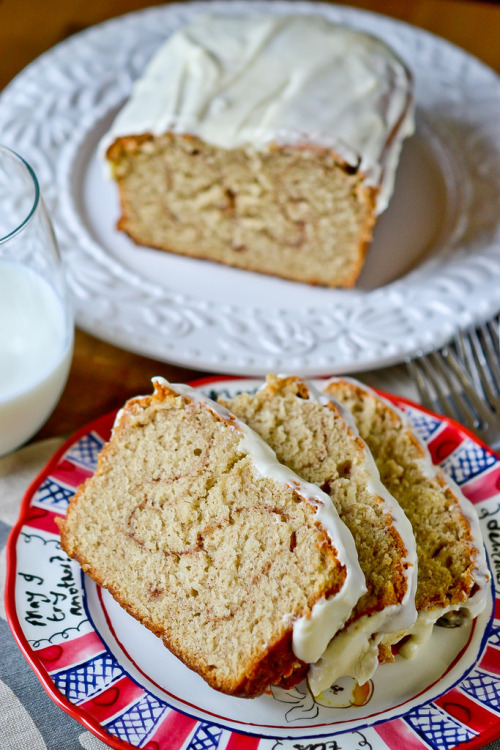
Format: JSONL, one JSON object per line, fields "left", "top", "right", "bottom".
{"left": 57, "top": 380, "right": 350, "bottom": 697}
{"left": 57, "top": 528, "right": 308, "bottom": 697}
{"left": 324, "top": 379, "right": 479, "bottom": 612}
{"left": 106, "top": 133, "right": 377, "bottom": 288}
{"left": 221, "top": 375, "right": 412, "bottom": 626}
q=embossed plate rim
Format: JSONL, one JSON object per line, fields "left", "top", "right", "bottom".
{"left": 1, "top": 1, "right": 500, "bottom": 373}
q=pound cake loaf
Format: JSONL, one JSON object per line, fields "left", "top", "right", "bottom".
{"left": 102, "top": 13, "right": 414, "bottom": 287}
{"left": 58, "top": 378, "right": 366, "bottom": 697}
{"left": 221, "top": 375, "right": 417, "bottom": 694}
{"left": 323, "top": 377, "right": 490, "bottom": 657}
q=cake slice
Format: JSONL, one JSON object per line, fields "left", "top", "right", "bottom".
{"left": 323, "top": 377, "right": 490, "bottom": 657}
{"left": 102, "top": 13, "right": 414, "bottom": 287}
{"left": 221, "top": 375, "right": 417, "bottom": 694}
{"left": 58, "top": 378, "right": 365, "bottom": 698}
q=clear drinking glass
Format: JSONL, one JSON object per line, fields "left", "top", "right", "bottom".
{"left": 0, "top": 146, "right": 74, "bottom": 456}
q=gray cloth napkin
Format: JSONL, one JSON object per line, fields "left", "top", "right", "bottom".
{"left": 1, "top": 367, "right": 499, "bottom": 750}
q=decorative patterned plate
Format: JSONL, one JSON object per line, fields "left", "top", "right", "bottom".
{"left": 1, "top": 2, "right": 500, "bottom": 375}
{"left": 5, "top": 377, "right": 500, "bottom": 750}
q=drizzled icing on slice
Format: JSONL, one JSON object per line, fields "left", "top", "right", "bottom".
{"left": 152, "top": 377, "right": 366, "bottom": 666}
{"left": 274, "top": 379, "right": 417, "bottom": 692}
{"left": 324, "top": 375, "right": 491, "bottom": 660}
{"left": 307, "top": 380, "right": 418, "bottom": 629}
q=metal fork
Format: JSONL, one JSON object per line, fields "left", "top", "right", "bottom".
{"left": 407, "top": 316, "right": 500, "bottom": 452}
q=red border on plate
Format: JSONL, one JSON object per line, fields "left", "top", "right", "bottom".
{"left": 4, "top": 375, "right": 499, "bottom": 750}
{"left": 95, "top": 580, "right": 479, "bottom": 730}
{"left": 4, "top": 413, "right": 133, "bottom": 750}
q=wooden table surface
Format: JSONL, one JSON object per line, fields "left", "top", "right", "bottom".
{"left": 2, "top": 0, "right": 500, "bottom": 442}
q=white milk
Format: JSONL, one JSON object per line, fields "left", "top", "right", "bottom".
{"left": 0, "top": 261, "right": 73, "bottom": 456}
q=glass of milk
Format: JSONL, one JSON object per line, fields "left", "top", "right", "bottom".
{"left": 0, "top": 146, "right": 74, "bottom": 456}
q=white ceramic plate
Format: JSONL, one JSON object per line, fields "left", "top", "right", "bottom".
{"left": 6, "top": 377, "right": 500, "bottom": 750}
{"left": 1, "top": 2, "right": 500, "bottom": 375}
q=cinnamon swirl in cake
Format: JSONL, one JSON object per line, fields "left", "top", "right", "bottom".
{"left": 221, "top": 374, "right": 417, "bottom": 693}
{"left": 323, "top": 377, "right": 490, "bottom": 658}
{"left": 58, "top": 378, "right": 365, "bottom": 697}
{"left": 102, "top": 13, "right": 414, "bottom": 287}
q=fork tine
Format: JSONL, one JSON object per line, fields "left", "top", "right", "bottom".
{"left": 408, "top": 347, "right": 495, "bottom": 431}
{"left": 469, "top": 326, "right": 495, "bottom": 403}
{"left": 407, "top": 319, "right": 500, "bottom": 450}
{"left": 408, "top": 353, "right": 461, "bottom": 422}
{"left": 456, "top": 328, "right": 483, "bottom": 395}
{"left": 407, "top": 357, "right": 439, "bottom": 413}
{"left": 479, "top": 320, "right": 500, "bottom": 398}
{"left": 456, "top": 324, "right": 500, "bottom": 410}
{"left": 485, "top": 318, "right": 500, "bottom": 359}
{"left": 440, "top": 347, "right": 495, "bottom": 427}
{"left": 429, "top": 349, "right": 482, "bottom": 430}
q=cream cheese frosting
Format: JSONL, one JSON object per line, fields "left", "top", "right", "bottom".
{"left": 151, "top": 378, "right": 366, "bottom": 668}
{"left": 324, "top": 376, "right": 491, "bottom": 661}
{"left": 295, "top": 381, "right": 418, "bottom": 691}
{"left": 309, "top": 611, "right": 395, "bottom": 694}
{"left": 102, "top": 13, "right": 414, "bottom": 213}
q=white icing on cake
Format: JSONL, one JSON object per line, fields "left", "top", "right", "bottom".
{"left": 323, "top": 376, "right": 491, "bottom": 660}
{"left": 286, "top": 380, "right": 418, "bottom": 691}
{"left": 102, "top": 13, "right": 414, "bottom": 213}
{"left": 309, "top": 611, "right": 393, "bottom": 694}
{"left": 151, "top": 377, "right": 366, "bottom": 667}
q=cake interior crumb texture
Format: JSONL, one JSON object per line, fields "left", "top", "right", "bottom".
{"left": 103, "top": 13, "right": 415, "bottom": 287}
{"left": 107, "top": 134, "right": 376, "bottom": 287}
{"left": 325, "top": 380, "right": 479, "bottom": 611}
{"left": 58, "top": 382, "right": 347, "bottom": 697}
{"left": 222, "top": 376, "right": 409, "bottom": 630}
